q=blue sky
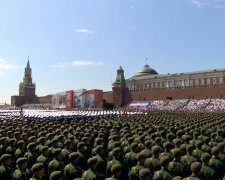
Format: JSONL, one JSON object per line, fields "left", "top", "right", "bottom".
{"left": 1, "top": 0, "right": 225, "bottom": 104}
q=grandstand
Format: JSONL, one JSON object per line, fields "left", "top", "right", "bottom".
{"left": 126, "top": 99, "right": 225, "bottom": 112}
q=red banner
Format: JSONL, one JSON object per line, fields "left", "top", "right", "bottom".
{"left": 66, "top": 90, "right": 74, "bottom": 108}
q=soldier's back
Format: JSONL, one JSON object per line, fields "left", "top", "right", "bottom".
{"left": 107, "top": 159, "right": 121, "bottom": 174}
{"left": 13, "top": 169, "right": 31, "bottom": 180}
{"left": 0, "top": 165, "right": 13, "bottom": 180}
{"left": 181, "top": 154, "right": 196, "bottom": 166}
{"left": 129, "top": 164, "right": 145, "bottom": 180}
{"left": 64, "top": 163, "right": 82, "bottom": 180}
{"left": 82, "top": 169, "right": 98, "bottom": 180}
{"left": 48, "top": 159, "right": 64, "bottom": 174}
{"left": 141, "top": 148, "right": 152, "bottom": 158}
{"left": 153, "top": 168, "right": 173, "bottom": 180}
{"left": 201, "top": 144, "right": 211, "bottom": 153}
{"left": 200, "top": 164, "right": 215, "bottom": 180}
{"left": 124, "top": 151, "right": 137, "bottom": 170}
{"left": 145, "top": 157, "right": 161, "bottom": 173}
{"left": 168, "top": 161, "right": 184, "bottom": 177}
{"left": 183, "top": 174, "right": 201, "bottom": 180}
{"left": 209, "top": 157, "right": 224, "bottom": 179}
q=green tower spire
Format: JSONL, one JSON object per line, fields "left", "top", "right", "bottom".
{"left": 115, "top": 65, "right": 125, "bottom": 84}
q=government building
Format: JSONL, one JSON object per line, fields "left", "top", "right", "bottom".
{"left": 103, "top": 63, "right": 225, "bottom": 108}
{"left": 126, "top": 64, "right": 225, "bottom": 91}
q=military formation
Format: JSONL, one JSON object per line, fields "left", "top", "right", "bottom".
{"left": 0, "top": 111, "right": 225, "bottom": 180}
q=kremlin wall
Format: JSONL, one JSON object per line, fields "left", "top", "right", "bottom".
{"left": 11, "top": 58, "right": 225, "bottom": 108}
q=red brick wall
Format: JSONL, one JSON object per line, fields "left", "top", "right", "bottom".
{"left": 11, "top": 96, "right": 41, "bottom": 106}
{"left": 103, "top": 91, "right": 113, "bottom": 103}
{"left": 83, "top": 89, "right": 103, "bottom": 108}
{"left": 93, "top": 90, "right": 103, "bottom": 108}
{"left": 103, "top": 85, "right": 225, "bottom": 106}
{"left": 37, "top": 95, "right": 53, "bottom": 104}
{"left": 11, "top": 96, "right": 25, "bottom": 106}
{"left": 129, "top": 85, "right": 225, "bottom": 101}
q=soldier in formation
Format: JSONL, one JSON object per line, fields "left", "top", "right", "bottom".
{"left": 0, "top": 111, "right": 225, "bottom": 179}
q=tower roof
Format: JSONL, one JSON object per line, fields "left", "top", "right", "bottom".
{"left": 26, "top": 56, "right": 30, "bottom": 69}
{"left": 118, "top": 65, "right": 123, "bottom": 71}
{"left": 115, "top": 66, "right": 125, "bottom": 84}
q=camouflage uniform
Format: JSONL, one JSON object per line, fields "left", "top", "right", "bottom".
{"left": 129, "top": 153, "right": 147, "bottom": 180}
{"left": 63, "top": 152, "right": 83, "bottom": 180}
{"left": 145, "top": 146, "right": 161, "bottom": 173}
{"left": 36, "top": 146, "right": 49, "bottom": 176}
{"left": 200, "top": 153, "right": 215, "bottom": 180}
{"left": 209, "top": 147, "right": 224, "bottom": 179}
{"left": 82, "top": 157, "right": 99, "bottom": 180}
{"left": 106, "top": 164, "right": 122, "bottom": 180}
{"left": 168, "top": 148, "right": 184, "bottom": 177}
{"left": 30, "top": 163, "right": 45, "bottom": 180}
{"left": 13, "top": 158, "right": 31, "bottom": 180}
{"left": 124, "top": 143, "right": 139, "bottom": 171}
{"left": 153, "top": 156, "right": 173, "bottom": 180}
{"left": 183, "top": 162, "right": 202, "bottom": 180}
{"left": 24, "top": 143, "right": 37, "bottom": 169}
{"left": 48, "top": 149, "right": 64, "bottom": 175}
{"left": 0, "top": 154, "right": 13, "bottom": 180}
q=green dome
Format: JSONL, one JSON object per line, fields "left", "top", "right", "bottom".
{"left": 134, "top": 64, "right": 158, "bottom": 76}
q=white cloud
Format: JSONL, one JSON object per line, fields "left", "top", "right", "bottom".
{"left": 75, "top": 29, "right": 93, "bottom": 39}
{"left": 0, "top": 58, "right": 17, "bottom": 74}
{"left": 191, "top": 0, "right": 225, "bottom": 7}
{"left": 71, "top": 60, "right": 103, "bottom": 67}
{"left": 52, "top": 60, "right": 104, "bottom": 68}
{"left": 75, "top": 29, "right": 93, "bottom": 34}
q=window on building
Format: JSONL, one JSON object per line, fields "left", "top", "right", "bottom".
{"left": 195, "top": 79, "right": 199, "bottom": 86}
{"left": 169, "top": 81, "right": 173, "bottom": 88}
{"left": 190, "top": 80, "right": 193, "bottom": 86}
{"left": 175, "top": 80, "right": 182, "bottom": 87}
{"left": 184, "top": 79, "right": 188, "bottom": 86}
{"left": 219, "top": 77, "right": 223, "bottom": 84}
{"left": 164, "top": 81, "right": 168, "bottom": 88}
{"left": 201, "top": 79, "right": 205, "bottom": 85}
{"left": 152, "top": 83, "right": 155, "bottom": 88}
{"left": 207, "top": 78, "right": 211, "bottom": 85}
{"left": 213, "top": 78, "right": 217, "bottom": 85}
